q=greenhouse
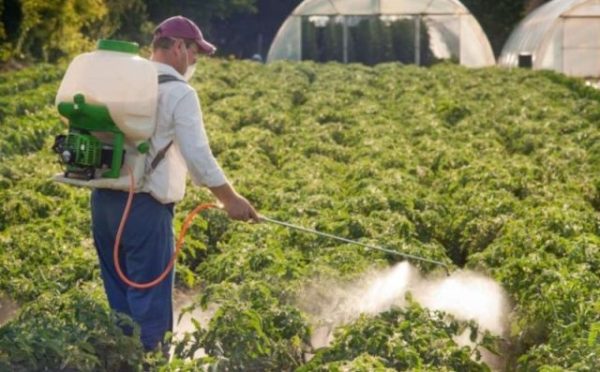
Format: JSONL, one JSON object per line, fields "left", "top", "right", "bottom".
{"left": 499, "top": 0, "right": 600, "bottom": 78}
{"left": 266, "top": 0, "right": 496, "bottom": 67}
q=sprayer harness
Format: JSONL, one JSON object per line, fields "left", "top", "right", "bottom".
{"left": 147, "top": 74, "right": 185, "bottom": 172}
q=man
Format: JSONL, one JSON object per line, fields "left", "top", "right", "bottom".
{"left": 91, "top": 15, "right": 259, "bottom": 353}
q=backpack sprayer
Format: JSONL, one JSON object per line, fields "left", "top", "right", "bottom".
{"left": 53, "top": 40, "right": 450, "bottom": 290}
{"left": 53, "top": 39, "right": 156, "bottom": 190}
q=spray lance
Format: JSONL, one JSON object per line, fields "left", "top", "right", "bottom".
{"left": 260, "top": 216, "right": 451, "bottom": 275}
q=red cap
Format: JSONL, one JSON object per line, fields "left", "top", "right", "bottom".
{"left": 153, "top": 16, "right": 216, "bottom": 55}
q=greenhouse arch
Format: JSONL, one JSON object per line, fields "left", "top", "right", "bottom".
{"left": 499, "top": 0, "right": 600, "bottom": 79}
{"left": 267, "top": 0, "right": 495, "bottom": 67}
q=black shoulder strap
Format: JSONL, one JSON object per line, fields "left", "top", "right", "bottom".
{"left": 158, "top": 74, "right": 185, "bottom": 84}
{"left": 149, "top": 74, "right": 184, "bottom": 172}
{"left": 150, "top": 141, "right": 173, "bottom": 171}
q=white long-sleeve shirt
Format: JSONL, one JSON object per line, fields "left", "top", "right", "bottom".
{"left": 141, "top": 62, "right": 227, "bottom": 203}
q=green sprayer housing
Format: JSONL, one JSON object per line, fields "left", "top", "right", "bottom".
{"left": 53, "top": 94, "right": 125, "bottom": 180}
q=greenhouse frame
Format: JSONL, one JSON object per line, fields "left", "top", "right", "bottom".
{"left": 499, "top": 0, "right": 600, "bottom": 78}
{"left": 267, "top": 0, "right": 496, "bottom": 67}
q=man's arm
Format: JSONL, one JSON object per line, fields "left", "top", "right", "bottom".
{"left": 209, "top": 182, "right": 259, "bottom": 222}
{"left": 172, "top": 90, "right": 259, "bottom": 222}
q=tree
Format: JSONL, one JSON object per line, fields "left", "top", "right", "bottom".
{"left": 0, "top": 1, "right": 4, "bottom": 40}
{"left": 0, "top": 0, "right": 150, "bottom": 63}
{"left": 95, "top": 0, "right": 150, "bottom": 45}
{"left": 144, "top": 0, "right": 257, "bottom": 33}
{"left": 1, "top": 0, "right": 22, "bottom": 62}
{"left": 210, "top": 0, "right": 300, "bottom": 58}
{"left": 14, "top": 0, "right": 108, "bottom": 61}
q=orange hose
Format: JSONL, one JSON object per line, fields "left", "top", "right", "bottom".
{"left": 113, "top": 166, "right": 217, "bottom": 289}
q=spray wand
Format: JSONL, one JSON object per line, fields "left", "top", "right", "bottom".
{"left": 260, "top": 216, "right": 451, "bottom": 275}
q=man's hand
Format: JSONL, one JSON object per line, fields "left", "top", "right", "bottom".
{"left": 209, "top": 183, "right": 260, "bottom": 222}
{"left": 222, "top": 194, "right": 259, "bottom": 222}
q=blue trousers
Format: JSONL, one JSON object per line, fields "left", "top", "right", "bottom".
{"left": 91, "top": 189, "right": 174, "bottom": 351}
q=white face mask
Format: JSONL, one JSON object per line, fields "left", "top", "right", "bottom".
{"left": 179, "top": 42, "right": 196, "bottom": 81}
{"left": 184, "top": 63, "right": 196, "bottom": 81}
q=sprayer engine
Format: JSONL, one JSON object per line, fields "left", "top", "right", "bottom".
{"left": 52, "top": 130, "right": 125, "bottom": 180}
{"left": 53, "top": 93, "right": 126, "bottom": 181}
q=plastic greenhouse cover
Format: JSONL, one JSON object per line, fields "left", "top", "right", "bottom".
{"left": 332, "top": 0, "right": 380, "bottom": 14}
{"left": 564, "top": 18, "right": 600, "bottom": 48}
{"left": 562, "top": 0, "right": 600, "bottom": 16}
{"left": 460, "top": 16, "right": 494, "bottom": 67}
{"left": 293, "top": 0, "right": 338, "bottom": 15}
{"left": 499, "top": 0, "right": 591, "bottom": 66}
{"left": 267, "top": 17, "right": 301, "bottom": 61}
{"left": 563, "top": 17, "right": 600, "bottom": 76}
{"left": 270, "top": 0, "right": 495, "bottom": 66}
{"left": 380, "top": 0, "right": 467, "bottom": 14}
{"left": 293, "top": 0, "right": 468, "bottom": 15}
{"left": 425, "top": 16, "right": 460, "bottom": 60}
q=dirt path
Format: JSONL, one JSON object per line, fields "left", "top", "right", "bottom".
{"left": 171, "top": 287, "right": 218, "bottom": 359}
{"left": 0, "top": 295, "right": 19, "bottom": 326}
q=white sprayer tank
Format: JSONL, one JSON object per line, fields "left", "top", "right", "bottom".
{"left": 54, "top": 40, "right": 158, "bottom": 190}
{"left": 56, "top": 39, "right": 157, "bottom": 141}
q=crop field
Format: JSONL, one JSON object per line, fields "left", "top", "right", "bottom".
{"left": 0, "top": 60, "right": 599, "bottom": 371}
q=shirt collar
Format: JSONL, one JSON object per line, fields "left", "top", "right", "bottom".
{"left": 153, "top": 61, "right": 185, "bottom": 80}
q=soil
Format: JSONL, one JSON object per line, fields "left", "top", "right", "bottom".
{"left": 0, "top": 295, "right": 19, "bottom": 326}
